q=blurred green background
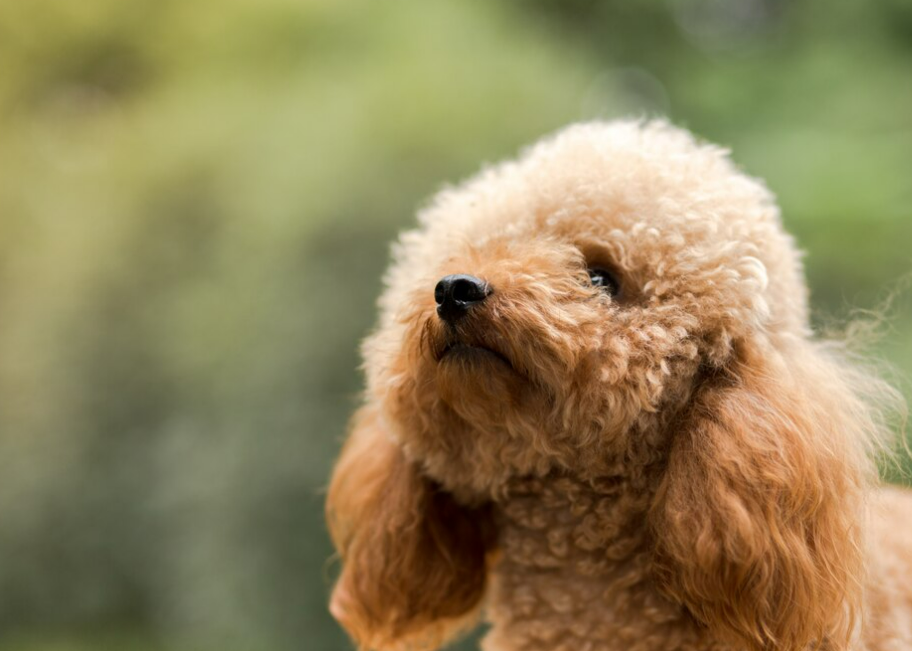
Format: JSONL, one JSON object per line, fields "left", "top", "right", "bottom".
{"left": 0, "top": 0, "right": 910, "bottom": 649}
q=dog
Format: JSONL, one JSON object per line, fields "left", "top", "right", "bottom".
{"left": 325, "top": 120, "right": 912, "bottom": 651}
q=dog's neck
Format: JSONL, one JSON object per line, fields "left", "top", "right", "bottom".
{"left": 483, "top": 473, "right": 716, "bottom": 651}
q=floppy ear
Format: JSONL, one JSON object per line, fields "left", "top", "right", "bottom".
{"left": 326, "top": 404, "right": 493, "bottom": 651}
{"left": 650, "top": 337, "right": 886, "bottom": 651}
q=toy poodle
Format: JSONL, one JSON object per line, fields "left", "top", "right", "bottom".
{"left": 325, "top": 120, "right": 912, "bottom": 651}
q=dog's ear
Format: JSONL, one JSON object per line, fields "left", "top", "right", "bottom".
{"left": 326, "top": 405, "right": 493, "bottom": 651}
{"left": 650, "top": 337, "right": 886, "bottom": 651}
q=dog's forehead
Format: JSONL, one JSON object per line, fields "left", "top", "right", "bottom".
{"left": 424, "top": 154, "right": 771, "bottom": 262}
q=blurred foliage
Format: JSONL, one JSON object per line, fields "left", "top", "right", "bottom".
{"left": 0, "top": 0, "right": 909, "bottom": 650}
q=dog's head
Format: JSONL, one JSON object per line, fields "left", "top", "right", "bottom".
{"left": 327, "top": 121, "right": 897, "bottom": 651}
{"left": 365, "top": 120, "right": 808, "bottom": 496}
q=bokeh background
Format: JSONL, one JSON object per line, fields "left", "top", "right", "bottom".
{"left": 0, "top": 0, "right": 910, "bottom": 650}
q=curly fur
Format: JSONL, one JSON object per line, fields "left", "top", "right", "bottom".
{"left": 326, "top": 120, "right": 911, "bottom": 651}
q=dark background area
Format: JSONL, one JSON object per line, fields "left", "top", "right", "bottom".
{"left": 0, "top": 0, "right": 910, "bottom": 649}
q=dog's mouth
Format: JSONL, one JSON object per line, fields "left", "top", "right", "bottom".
{"left": 440, "top": 342, "right": 514, "bottom": 368}
{"left": 427, "top": 322, "right": 517, "bottom": 374}
{"left": 420, "top": 309, "right": 525, "bottom": 378}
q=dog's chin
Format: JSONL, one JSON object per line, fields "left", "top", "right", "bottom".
{"left": 432, "top": 339, "right": 528, "bottom": 414}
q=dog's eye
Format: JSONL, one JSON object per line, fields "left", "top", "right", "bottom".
{"left": 588, "top": 268, "right": 621, "bottom": 297}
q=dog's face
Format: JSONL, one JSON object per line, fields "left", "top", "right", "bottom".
{"left": 362, "top": 121, "right": 808, "bottom": 498}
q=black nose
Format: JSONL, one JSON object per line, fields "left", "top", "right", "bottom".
{"left": 434, "top": 274, "right": 490, "bottom": 323}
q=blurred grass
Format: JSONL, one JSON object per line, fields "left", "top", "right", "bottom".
{"left": 0, "top": 0, "right": 909, "bottom": 650}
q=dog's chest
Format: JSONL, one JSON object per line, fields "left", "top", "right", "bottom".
{"left": 481, "top": 476, "right": 717, "bottom": 651}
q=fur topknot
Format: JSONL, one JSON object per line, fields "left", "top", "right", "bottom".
{"left": 326, "top": 120, "right": 911, "bottom": 651}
